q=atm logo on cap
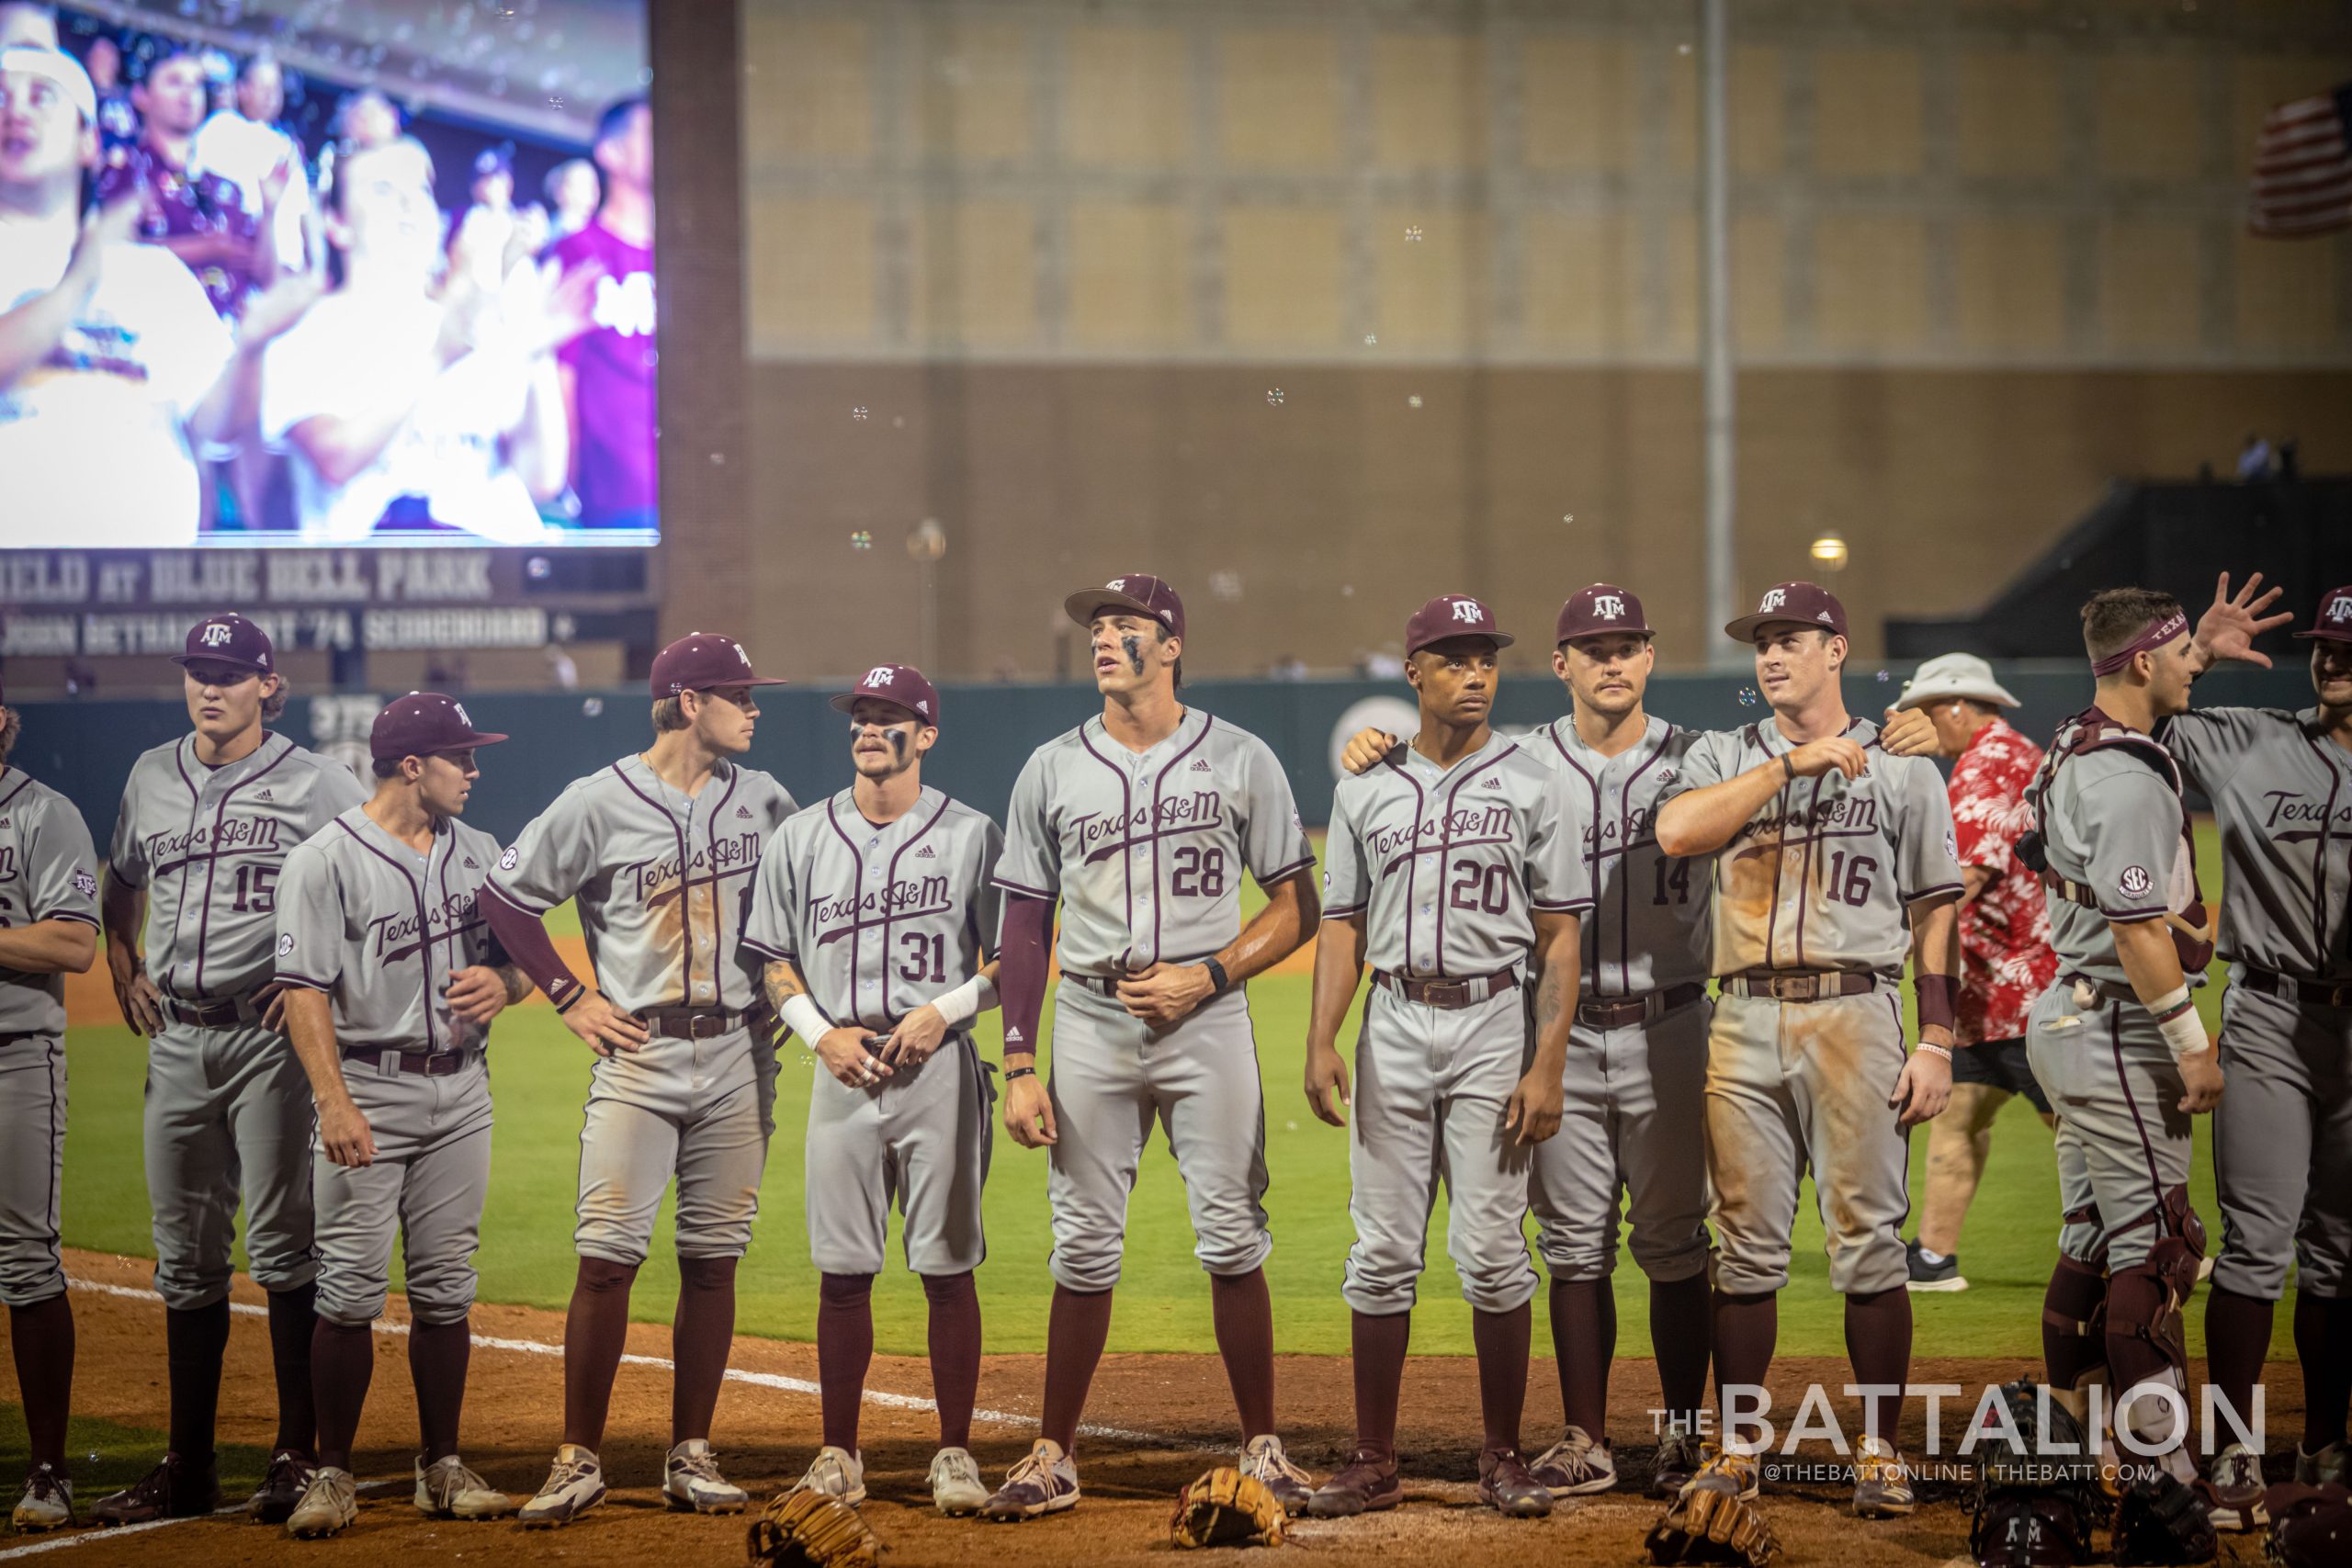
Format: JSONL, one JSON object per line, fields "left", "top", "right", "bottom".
{"left": 1593, "top": 595, "right": 1624, "bottom": 619}
{"left": 1758, "top": 589, "right": 1787, "bottom": 615}
{"left": 453, "top": 702, "right": 474, "bottom": 725}
{"left": 201, "top": 623, "right": 234, "bottom": 647}
{"left": 863, "top": 666, "right": 894, "bottom": 688}
{"left": 2330, "top": 597, "right": 2352, "bottom": 624}
{"left": 1452, "top": 599, "right": 1487, "bottom": 625}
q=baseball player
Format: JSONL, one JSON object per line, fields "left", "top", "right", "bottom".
{"left": 1303, "top": 593, "right": 1589, "bottom": 1521}
{"left": 1649, "top": 581, "right": 1962, "bottom": 1520}
{"left": 1338, "top": 583, "right": 1714, "bottom": 1497}
{"left": 1984, "top": 587, "right": 2230, "bottom": 1534}
{"left": 0, "top": 688, "right": 101, "bottom": 1534}
{"left": 984, "top": 574, "right": 1320, "bottom": 1520}
{"left": 481, "top": 633, "right": 797, "bottom": 1526}
{"left": 741, "top": 664, "right": 1003, "bottom": 1517}
{"left": 96, "top": 614, "right": 368, "bottom": 1528}
{"left": 271, "top": 694, "right": 523, "bottom": 1538}
{"left": 1883, "top": 655, "right": 2058, "bottom": 1293}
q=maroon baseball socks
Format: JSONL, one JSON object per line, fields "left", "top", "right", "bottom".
{"left": 560, "top": 1256, "right": 639, "bottom": 1450}
{"left": 8, "top": 1294, "right": 73, "bottom": 1473}
{"left": 816, "top": 1272, "right": 874, "bottom": 1453}
{"left": 671, "top": 1256, "right": 737, "bottom": 1443}
{"left": 1039, "top": 1285, "right": 1115, "bottom": 1453}
{"left": 922, "top": 1270, "right": 982, "bottom": 1451}
{"left": 1210, "top": 1268, "right": 1277, "bottom": 1439}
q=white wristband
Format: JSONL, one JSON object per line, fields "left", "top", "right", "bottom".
{"left": 2157, "top": 1002, "right": 2210, "bottom": 1061}
{"left": 926, "top": 972, "right": 997, "bottom": 1029}
{"left": 779, "top": 994, "right": 833, "bottom": 1045}
{"left": 1915, "top": 1041, "right": 1951, "bottom": 1062}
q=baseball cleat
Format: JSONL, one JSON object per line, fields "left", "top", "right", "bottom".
{"left": 90, "top": 1451, "right": 220, "bottom": 1526}
{"left": 516, "top": 1445, "right": 605, "bottom": 1528}
{"left": 2295, "top": 1440, "right": 2348, "bottom": 1488}
{"left": 1531, "top": 1426, "right": 1618, "bottom": 1495}
{"left": 2201, "top": 1443, "right": 2266, "bottom": 1531}
{"left": 1476, "top": 1447, "right": 1553, "bottom": 1518}
{"left": 285, "top": 1467, "right": 358, "bottom": 1539}
{"left": 928, "top": 1448, "right": 987, "bottom": 1517}
{"left": 980, "top": 1438, "right": 1080, "bottom": 1521}
{"left": 1651, "top": 1423, "right": 1707, "bottom": 1497}
{"left": 1905, "top": 1238, "right": 1968, "bottom": 1293}
{"left": 1305, "top": 1448, "right": 1401, "bottom": 1518}
{"left": 1850, "top": 1436, "right": 1914, "bottom": 1518}
{"left": 415, "top": 1454, "right": 515, "bottom": 1520}
{"left": 662, "top": 1439, "right": 749, "bottom": 1514}
{"left": 247, "top": 1449, "right": 316, "bottom": 1524}
{"left": 1683, "top": 1444, "right": 1762, "bottom": 1502}
{"left": 10, "top": 1465, "right": 73, "bottom": 1532}
{"left": 1238, "top": 1434, "right": 1316, "bottom": 1516}
{"left": 792, "top": 1445, "right": 866, "bottom": 1508}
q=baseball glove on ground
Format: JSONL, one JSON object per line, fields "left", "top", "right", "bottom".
{"left": 2109, "top": 1471, "right": 2216, "bottom": 1566}
{"left": 1170, "top": 1466, "right": 1285, "bottom": 1549}
{"left": 1644, "top": 1484, "right": 1780, "bottom": 1566}
{"left": 2264, "top": 1483, "right": 2352, "bottom": 1568}
{"left": 746, "top": 1487, "right": 878, "bottom": 1568}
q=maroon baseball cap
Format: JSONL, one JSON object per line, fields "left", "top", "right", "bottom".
{"left": 650, "top": 632, "right": 788, "bottom": 698}
{"left": 173, "top": 613, "right": 274, "bottom": 675}
{"left": 831, "top": 663, "right": 942, "bottom": 728}
{"left": 1725, "top": 581, "right": 1848, "bottom": 643}
{"left": 2294, "top": 587, "right": 2352, "bottom": 643}
{"left": 1405, "top": 593, "right": 1514, "bottom": 657}
{"left": 1556, "top": 584, "right": 1653, "bottom": 643}
{"left": 370, "top": 693, "right": 509, "bottom": 761}
{"left": 1063, "top": 574, "right": 1185, "bottom": 639}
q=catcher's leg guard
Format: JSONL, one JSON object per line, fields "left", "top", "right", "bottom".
{"left": 2041, "top": 1218, "right": 2109, "bottom": 1393}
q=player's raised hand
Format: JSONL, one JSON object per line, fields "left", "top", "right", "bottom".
{"left": 109, "top": 962, "right": 163, "bottom": 1036}
{"left": 1003, "top": 1071, "right": 1057, "bottom": 1148}
{"left": 1340, "top": 728, "right": 1402, "bottom": 775}
{"left": 444, "top": 964, "right": 511, "bottom": 1026}
{"left": 1891, "top": 1046, "right": 1952, "bottom": 1127}
{"left": 1786, "top": 737, "right": 1869, "bottom": 781}
{"left": 1116, "top": 961, "right": 1215, "bottom": 1025}
{"left": 2194, "top": 571, "right": 2294, "bottom": 669}
{"left": 817, "top": 1024, "right": 891, "bottom": 1088}
{"left": 1878, "top": 706, "right": 1939, "bottom": 759}
{"left": 562, "top": 991, "right": 650, "bottom": 1056}
{"left": 1303, "top": 1041, "right": 1351, "bottom": 1128}
{"left": 317, "top": 1096, "right": 377, "bottom": 1168}
{"left": 880, "top": 1002, "right": 949, "bottom": 1067}
{"left": 2177, "top": 1047, "right": 2224, "bottom": 1113}
{"left": 1505, "top": 1063, "right": 1565, "bottom": 1145}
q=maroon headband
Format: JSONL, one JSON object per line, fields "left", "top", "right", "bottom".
{"left": 2090, "top": 611, "right": 2188, "bottom": 677}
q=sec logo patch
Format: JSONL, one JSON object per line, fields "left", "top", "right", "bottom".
{"left": 499, "top": 847, "right": 519, "bottom": 871}
{"left": 277, "top": 933, "right": 295, "bottom": 957}
{"left": 2119, "top": 865, "right": 2153, "bottom": 897}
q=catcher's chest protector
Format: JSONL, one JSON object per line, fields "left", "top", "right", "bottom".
{"left": 2026, "top": 707, "right": 2216, "bottom": 973}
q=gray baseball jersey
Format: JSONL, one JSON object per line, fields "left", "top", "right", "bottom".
{"left": 993, "top": 709, "right": 1314, "bottom": 974}
{"left": 740, "top": 785, "right": 1003, "bottom": 1031}
{"left": 274, "top": 807, "right": 504, "bottom": 1054}
{"left": 107, "top": 733, "right": 368, "bottom": 1000}
{"left": 1661, "top": 718, "right": 1963, "bottom": 975}
{"left": 1321, "top": 733, "right": 1592, "bottom": 975}
{"left": 0, "top": 771, "right": 101, "bottom": 1035}
{"left": 2032, "top": 744, "right": 2194, "bottom": 988}
{"left": 2160, "top": 707, "right": 2352, "bottom": 981}
{"left": 488, "top": 754, "right": 797, "bottom": 1012}
{"left": 1532, "top": 716, "right": 1712, "bottom": 995}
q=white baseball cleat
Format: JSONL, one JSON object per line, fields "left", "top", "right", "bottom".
{"left": 663, "top": 1439, "right": 749, "bottom": 1515}
{"left": 928, "top": 1448, "right": 988, "bottom": 1517}
{"left": 414, "top": 1454, "right": 515, "bottom": 1520}
{"left": 981, "top": 1438, "right": 1080, "bottom": 1521}
{"left": 285, "top": 1466, "right": 358, "bottom": 1539}
{"left": 792, "top": 1446, "right": 866, "bottom": 1508}
{"left": 10, "top": 1465, "right": 73, "bottom": 1532}
{"left": 1531, "top": 1426, "right": 1619, "bottom": 1495}
{"left": 516, "top": 1445, "right": 605, "bottom": 1529}
{"left": 2297, "top": 1439, "right": 2348, "bottom": 1488}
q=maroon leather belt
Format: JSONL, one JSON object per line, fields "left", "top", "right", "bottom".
{"left": 158, "top": 992, "right": 257, "bottom": 1029}
{"left": 1577, "top": 982, "right": 1707, "bottom": 1030}
{"left": 1720, "top": 970, "right": 1883, "bottom": 1003}
{"left": 2236, "top": 966, "right": 2352, "bottom": 1009}
{"left": 639, "top": 1007, "right": 752, "bottom": 1041}
{"left": 341, "top": 1047, "right": 471, "bottom": 1077}
{"left": 1371, "top": 969, "right": 1519, "bottom": 1010}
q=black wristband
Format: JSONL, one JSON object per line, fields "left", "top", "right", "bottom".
{"left": 1203, "top": 956, "right": 1230, "bottom": 995}
{"left": 1781, "top": 753, "right": 1796, "bottom": 783}
{"left": 1003, "top": 1065, "right": 1036, "bottom": 1082}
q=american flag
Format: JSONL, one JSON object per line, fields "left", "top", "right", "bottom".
{"left": 2250, "top": 84, "right": 2352, "bottom": 237}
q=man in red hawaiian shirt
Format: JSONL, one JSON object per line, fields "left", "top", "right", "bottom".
{"left": 1890, "top": 655, "right": 2059, "bottom": 1292}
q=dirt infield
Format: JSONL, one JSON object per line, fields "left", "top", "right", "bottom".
{"left": 3, "top": 1249, "right": 2292, "bottom": 1567}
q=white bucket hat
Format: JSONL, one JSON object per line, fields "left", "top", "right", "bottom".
{"left": 1894, "top": 652, "right": 2020, "bottom": 711}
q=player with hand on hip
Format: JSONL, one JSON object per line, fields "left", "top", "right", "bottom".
{"left": 271, "top": 694, "right": 525, "bottom": 1538}
{"left": 986, "top": 575, "right": 1320, "bottom": 1521}
{"left": 741, "top": 665, "right": 1004, "bottom": 1518}
{"left": 0, "top": 688, "right": 102, "bottom": 1533}
{"left": 1650, "top": 582, "right": 1962, "bottom": 1521}
{"left": 1304, "top": 595, "right": 1590, "bottom": 1522}
{"left": 96, "top": 615, "right": 369, "bottom": 1528}
{"left": 482, "top": 634, "right": 797, "bottom": 1526}
{"left": 1337, "top": 584, "right": 1716, "bottom": 1496}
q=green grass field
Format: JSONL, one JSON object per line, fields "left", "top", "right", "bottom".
{"left": 51, "top": 827, "right": 2249, "bottom": 1362}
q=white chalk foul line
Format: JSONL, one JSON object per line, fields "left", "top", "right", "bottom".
{"left": 0, "top": 1480, "right": 399, "bottom": 1562}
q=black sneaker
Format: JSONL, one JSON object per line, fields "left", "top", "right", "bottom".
{"left": 1905, "top": 1238, "right": 1967, "bottom": 1293}
{"left": 91, "top": 1453, "right": 220, "bottom": 1527}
